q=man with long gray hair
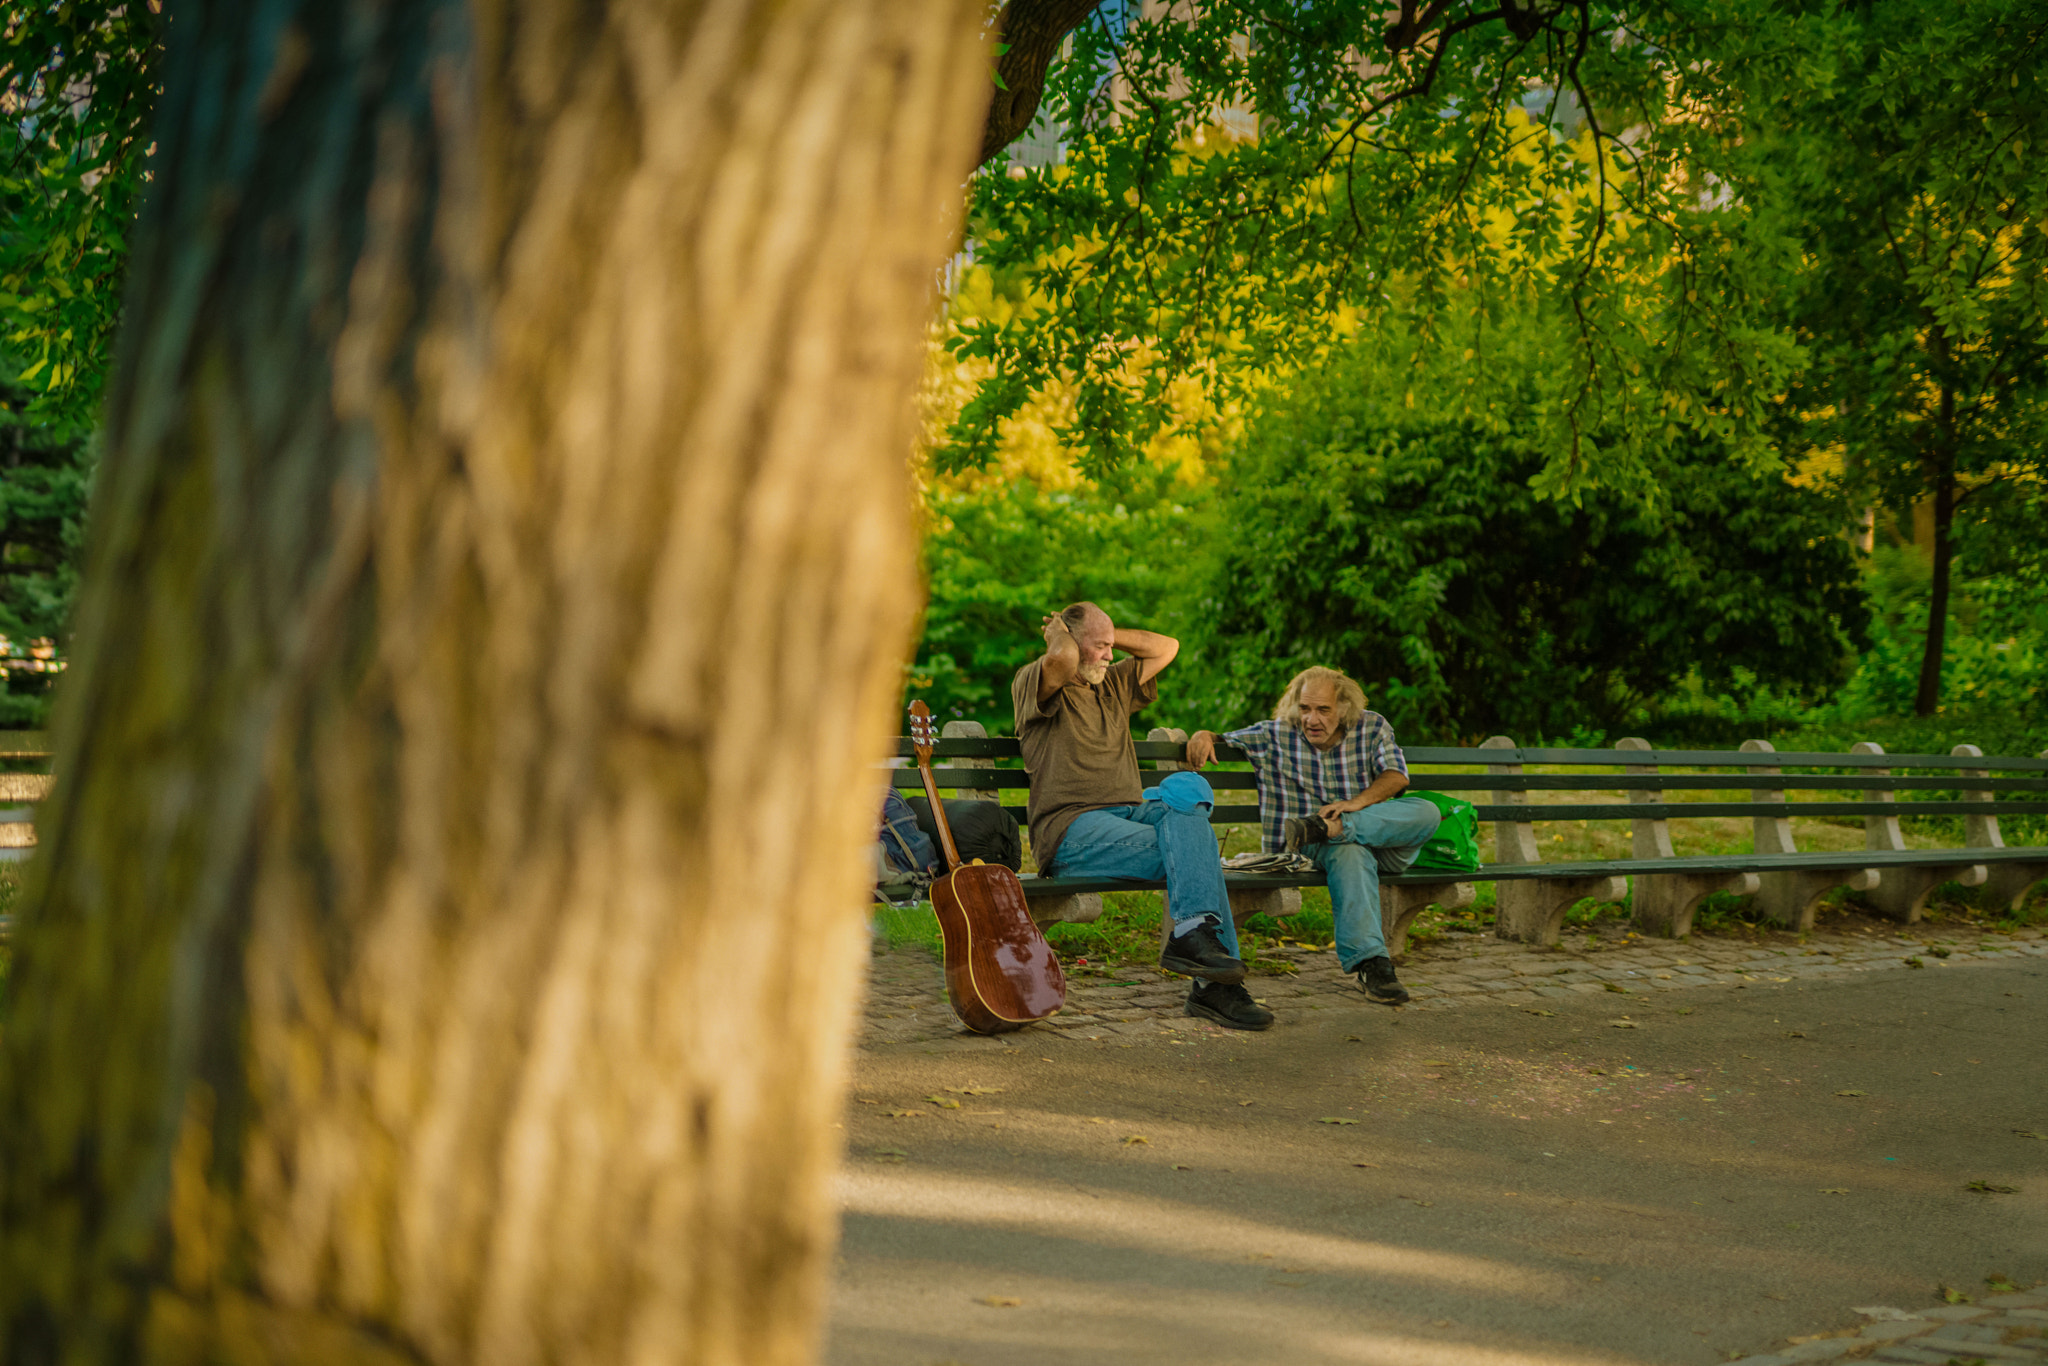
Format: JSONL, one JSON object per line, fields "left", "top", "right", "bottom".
{"left": 1186, "top": 666, "right": 1439, "bottom": 1004}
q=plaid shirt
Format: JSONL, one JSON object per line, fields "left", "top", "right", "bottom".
{"left": 1223, "top": 712, "right": 1409, "bottom": 854}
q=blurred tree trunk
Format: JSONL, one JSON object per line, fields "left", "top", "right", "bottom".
{"left": 0, "top": 1, "right": 985, "bottom": 1363}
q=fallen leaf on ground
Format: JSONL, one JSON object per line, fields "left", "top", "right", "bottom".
{"left": 1965, "top": 1180, "right": 2018, "bottom": 1194}
{"left": 885, "top": 1109, "right": 926, "bottom": 1118}
{"left": 1834, "top": 1090, "right": 1867, "bottom": 1097}
{"left": 1238, "top": 1100, "right": 1255, "bottom": 1107}
{"left": 1941, "top": 1285, "right": 1974, "bottom": 1304}
{"left": 977, "top": 1296, "right": 1022, "bottom": 1308}
{"left": 1122, "top": 1134, "right": 1149, "bottom": 1145}
{"left": 1603, "top": 982, "right": 1629, "bottom": 993}
{"left": 1820, "top": 1188, "right": 1849, "bottom": 1194}
{"left": 924, "top": 1096, "right": 962, "bottom": 1109}
{"left": 1525, "top": 1008, "right": 1557, "bottom": 1017}
{"left": 856, "top": 1098, "right": 879, "bottom": 1104}
{"left": 871, "top": 1149, "right": 907, "bottom": 1163}
{"left": 1785, "top": 1031, "right": 1807, "bottom": 1039}
{"left": 1172, "top": 1163, "right": 1191, "bottom": 1170}
{"left": 2013, "top": 1130, "right": 2048, "bottom": 1140}
{"left": 948, "top": 1086, "right": 1003, "bottom": 1095}
{"left": 1432, "top": 1318, "right": 1452, "bottom": 1327}
{"left": 1352, "top": 1162, "right": 1381, "bottom": 1168}
{"left": 1608, "top": 1020, "right": 1639, "bottom": 1029}
{"left": 1318, "top": 1117, "right": 1360, "bottom": 1125}
{"left": 1345, "top": 1034, "right": 1364, "bottom": 1042}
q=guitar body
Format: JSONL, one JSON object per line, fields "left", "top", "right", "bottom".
{"left": 905, "top": 700, "right": 1066, "bottom": 1035}
{"left": 929, "top": 863, "right": 1066, "bottom": 1035}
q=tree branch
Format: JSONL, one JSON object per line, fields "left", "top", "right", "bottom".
{"left": 980, "top": 0, "right": 1105, "bottom": 166}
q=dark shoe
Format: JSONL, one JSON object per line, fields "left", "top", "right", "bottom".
{"left": 1282, "top": 814, "right": 1332, "bottom": 854}
{"left": 1356, "top": 956, "right": 1410, "bottom": 1005}
{"left": 1158, "top": 918, "right": 1246, "bottom": 984}
{"left": 1186, "top": 980, "right": 1275, "bottom": 1031}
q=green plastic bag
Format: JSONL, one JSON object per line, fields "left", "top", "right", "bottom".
{"left": 1408, "top": 790, "right": 1481, "bottom": 873}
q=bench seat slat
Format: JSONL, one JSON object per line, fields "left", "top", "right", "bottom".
{"left": 887, "top": 767, "right": 2048, "bottom": 796}
{"left": 874, "top": 845, "right": 2047, "bottom": 902}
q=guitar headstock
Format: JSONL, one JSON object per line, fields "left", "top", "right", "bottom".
{"left": 908, "top": 699, "right": 938, "bottom": 764}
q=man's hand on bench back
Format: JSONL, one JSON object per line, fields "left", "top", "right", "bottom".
{"left": 1185, "top": 730, "right": 1218, "bottom": 769}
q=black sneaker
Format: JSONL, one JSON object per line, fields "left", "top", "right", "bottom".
{"left": 1282, "top": 814, "right": 1331, "bottom": 854}
{"left": 1186, "top": 980, "right": 1275, "bottom": 1031}
{"left": 1356, "top": 956, "right": 1410, "bottom": 1005}
{"left": 1158, "top": 917, "right": 1246, "bottom": 984}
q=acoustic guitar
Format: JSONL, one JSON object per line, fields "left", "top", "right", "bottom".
{"left": 908, "top": 701, "right": 1065, "bottom": 1034}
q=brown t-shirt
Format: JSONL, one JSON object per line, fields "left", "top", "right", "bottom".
{"left": 1011, "top": 654, "right": 1158, "bottom": 870}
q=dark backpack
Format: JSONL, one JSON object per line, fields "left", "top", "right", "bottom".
{"left": 904, "top": 795, "right": 1023, "bottom": 873}
{"left": 879, "top": 789, "right": 940, "bottom": 877}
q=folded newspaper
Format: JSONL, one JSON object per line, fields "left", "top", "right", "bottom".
{"left": 1222, "top": 851, "right": 1317, "bottom": 874}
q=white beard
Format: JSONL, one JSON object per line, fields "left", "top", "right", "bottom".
{"left": 1077, "top": 660, "right": 1110, "bottom": 685}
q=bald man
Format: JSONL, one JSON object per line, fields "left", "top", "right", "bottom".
{"left": 1011, "top": 602, "right": 1272, "bottom": 1031}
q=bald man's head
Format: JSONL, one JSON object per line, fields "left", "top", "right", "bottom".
{"left": 1061, "top": 601, "right": 1116, "bottom": 684}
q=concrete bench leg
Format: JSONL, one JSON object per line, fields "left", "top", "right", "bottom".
{"left": 1980, "top": 862, "right": 2048, "bottom": 915}
{"left": 1228, "top": 886, "right": 1303, "bottom": 927}
{"left": 1027, "top": 893, "right": 1103, "bottom": 928}
{"left": 1863, "top": 863, "right": 1988, "bottom": 923}
{"left": 1631, "top": 871, "right": 1760, "bottom": 938}
{"left": 1385, "top": 882, "right": 1474, "bottom": 958}
{"left": 1751, "top": 867, "right": 1879, "bottom": 932}
{"left": 1495, "top": 876, "right": 1628, "bottom": 946}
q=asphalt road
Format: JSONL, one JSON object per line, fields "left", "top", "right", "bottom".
{"left": 826, "top": 953, "right": 2047, "bottom": 1366}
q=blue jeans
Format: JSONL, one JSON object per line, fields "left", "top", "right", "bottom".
{"left": 1049, "top": 802, "right": 1238, "bottom": 957}
{"left": 1312, "top": 795, "right": 1442, "bottom": 972}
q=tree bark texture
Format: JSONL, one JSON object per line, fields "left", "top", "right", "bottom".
{"left": 979, "top": 0, "right": 1102, "bottom": 166}
{"left": 0, "top": 2, "right": 986, "bottom": 1363}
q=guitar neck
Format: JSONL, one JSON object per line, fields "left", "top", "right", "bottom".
{"left": 916, "top": 757, "right": 964, "bottom": 871}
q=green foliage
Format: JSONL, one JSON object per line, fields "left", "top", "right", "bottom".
{"left": 0, "top": 389, "right": 89, "bottom": 725}
{"left": 1747, "top": 0, "right": 2048, "bottom": 710}
{"left": 950, "top": 0, "right": 1801, "bottom": 496}
{"left": 1160, "top": 339, "right": 1869, "bottom": 742}
{"left": 911, "top": 468, "right": 1205, "bottom": 729}
{"left": 0, "top": 3, "right": 162, "bottom": 427}
{"left": 1828, "top": 546, "right": 2046, "bottom": 725}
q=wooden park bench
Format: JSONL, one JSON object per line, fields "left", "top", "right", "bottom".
{"left": 887, "top": 725, "right": 2048, "bottom": 955}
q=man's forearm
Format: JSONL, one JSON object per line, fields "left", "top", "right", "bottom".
{"left": 1113, "top": 627, "right": 1176, "bottom": 658}
{"left": 1114, "top": 627, "right": 1178, "bottom": 683}
{"left": 1038, "top": 629, "right": 1080, "bottom": 695}
{"left": 1325, "top": 770, "right": 1409, "bottom": 817}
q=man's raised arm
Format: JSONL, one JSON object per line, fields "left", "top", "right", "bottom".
{"left": 1116, "top": 627, "right": 1179, "bottom": 684}
{"left": 1034, "top": 615, "right": 1082, "bottom": 702}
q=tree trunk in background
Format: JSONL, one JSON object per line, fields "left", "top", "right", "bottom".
{"left": 1911, "top": 470, "right": 1954, "bottom": 717}
{"left": 0, "top": 2, "right": 984, "bottom": 1362}
{"left": 1912, "top": 403, "right": 1956, "bottom": 717}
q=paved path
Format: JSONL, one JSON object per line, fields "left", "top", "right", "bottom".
{"left": 860, "top": 921, "right": 2047, "bottom": 1048}
{"left": 1728, "top": 1292, "right": 2048, "bottom": 1365}
{"left": 830, "top": 924, "right": 2047, "bottom": 1365}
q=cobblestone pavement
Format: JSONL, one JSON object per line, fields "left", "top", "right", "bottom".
{"left": 858, "top": 920, "right": 2048, "bottom": 1049}
{"left": 1732, "top": 1290, "right": 2048, "bottom": 1365}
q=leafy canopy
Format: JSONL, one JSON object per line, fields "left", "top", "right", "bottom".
{"left": 945, "top": 0, "right": 1801, "bottom": 500}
